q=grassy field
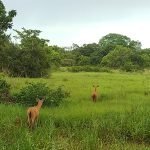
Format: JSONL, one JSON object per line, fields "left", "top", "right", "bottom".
{"left": 0, "top": 71, "right": 150, "bottom": 150}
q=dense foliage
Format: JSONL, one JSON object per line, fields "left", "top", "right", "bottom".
{"left": 0, "top": 77, "right": 70, "bottom": 106}
{"left": 9, "top": 28, "right": 52, "bottom": 77}
{"left": 0, "top": 78, "right": 11, "bottom": 103}
{"left": 0, "top": 72, "right": 149, "bottom": 149}
{"left": 0, "top": 0, "right": 16, "bottom": 72}
{"left": 0, "top": 0, "right": 150, "bottom": 76}
{"left": 64, "top": 34, "right": 150, "bottom": 71}
{"left": 0, "top": 1, "right": 62, "bottom": 77}
{"left": 67, "top": 66, "right": 111, "bottom": 73}
{"left": 13, "top": 82, "right": 70, "bottom": 106}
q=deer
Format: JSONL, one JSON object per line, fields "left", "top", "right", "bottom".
{"left": 91, "top": 85, "right": 99, "bottom": 102}
{"left": 27, "top": 97, "right": 45, "bottom": 129}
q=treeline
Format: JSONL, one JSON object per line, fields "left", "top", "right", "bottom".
{"left": 0, "top": 0, "right": 150, "bottom": 78}
{"left": 0, "top": 1, "right": 64, "bottom": 77}
{"left": 62, "top": 34, "right": 150, "bottom": 71}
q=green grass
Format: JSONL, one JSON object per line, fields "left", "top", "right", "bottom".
{"left": 0, "top": 71, "right": 150, "bottom": 149}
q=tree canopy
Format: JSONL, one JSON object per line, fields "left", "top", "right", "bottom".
{"left": 0, "top": 0, "right": 16, "bottom": 37}
{"left": 0, "top": 0, "right": 16, "bottom": 72}
{"left": 0, "top": 0, "right": 149, "bottom": 75}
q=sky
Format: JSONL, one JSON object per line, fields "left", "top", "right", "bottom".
{"left": 3, "top": 0, "right": 150, "bottom": 48}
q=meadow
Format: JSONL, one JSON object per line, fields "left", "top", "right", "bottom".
{"left": 0, "top": 71, "right": 150, "bottom": 150}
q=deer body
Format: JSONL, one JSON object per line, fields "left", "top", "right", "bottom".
{"left": 92, "top": 85, "right": 99, "bottom": 102}
{"left": 27, "top": 98, "right": 44, "bottom": 128}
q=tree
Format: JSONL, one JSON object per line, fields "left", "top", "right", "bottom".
{"left": 77, "top": 55, "right": 90, "bottom": 65}
{"left": 101, "top": 45, "right": 144, "bottom": 71}
{"left": 140, "top": 49, "right": 150, "bottom": 68}
{"left": 98, "top": 33, "right": 141, "bottom": 56}
{"left": 0, "top": 0, "right": 16, "bottom": 71}
{"left": 101, "top": 45, "right": 133, "bottom": 68}
{"left": 129, "top": 40, "right": 142, "bottom": 50}
{"left": 8, "top": 28, "right": 52, "bottom": 77}
{"left": 61, "top": 59, "right": 75, "bottom": 66}
{"left": 0, "top": 0, "right": 16, "bottom": 32}
{"left": 90, "top": 50, "right": 104, "bottom": 65}
{"left": 99, "top": 33, "right": 131, "bottom": 54}
{"left": 130, "top": 51, "right": 144, "bottom": 67}
{"left": 50, "top": 50, "right": 61, "bottom": 67}
{"left": 71, "top": 43, "right": 101, "bottom": 65}
{"left": 72, "top": 43, "right": 79, "bottom": 50}
{"left": 74, "top": 43, "right": 100, "bottom": 57}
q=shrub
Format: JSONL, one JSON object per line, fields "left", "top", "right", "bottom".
{"left": 0, "top": 78, "right": 12, "bottom": 103}
{"left": 67, "top": 66, "right": 112, "bottom": 73}
{"left": 67, "top": 66, "right": 82, "bottom": 72}
{"left": 121, "top": 63, "right": 143, "bottom": 72}
{"left": 0, "top": 72, "right": 7, "bottom": 78}
{"left": 44, "top": 86, "right": 70, "bottom": 107}
{"left": 13, "top": 82, "right": 70, "bottom": 107}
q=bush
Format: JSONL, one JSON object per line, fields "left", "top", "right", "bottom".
{"left": 44, "top": 86, "right": 70, "bottom": 106}
{"left": 0, "top": 78, "right": 12, "bottom": 103}
{"left": 13, "top": 82, "right": 70, "bottom": 107}
{"left": 121, "top": 62, "right": 143, "bottom": 72}
{"left": 0, "top": 72, "right": 8, "bottom": 78}
{"left": 67, "top": 66, "right": 112, "bottom": 73}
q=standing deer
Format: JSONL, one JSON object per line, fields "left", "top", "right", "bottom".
{"left": 91, "top": 85, "right": 99, "bottom": 102}
{"left": 27, "top": 97, "right": 45, "bottom": 129}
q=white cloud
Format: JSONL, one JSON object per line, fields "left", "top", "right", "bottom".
{"left": 3, "top": 0, "right": 150, "bottom": 48}
{"left": 39, "top": 20, "right": 150, "bottom": 48}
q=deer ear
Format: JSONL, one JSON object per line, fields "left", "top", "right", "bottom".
{"left": 36, "top": 98, "right": 39, "bottom": 102}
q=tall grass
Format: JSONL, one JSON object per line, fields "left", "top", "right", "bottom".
{"left": 0, "top": 72, "right": 150, "bottom": 149}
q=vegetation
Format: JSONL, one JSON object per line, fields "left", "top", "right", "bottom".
{"left": 67, "top": 66, "right": 112, "bottom": 73}
{"left": 0, "top": 1, "right": 150, "bottom": 77}
{"left": 0, "top": 78, "right": 11, "bottom": 103}
{"left": 0, "top": 0, "right": 16, "bottom": 73}
{"left": 13, "top": 82, "right": 70, "bottom": 107}
{"left": 0, "top": 78, "right": 69, "bottom": 107}
{"left": 0, "top": 72, "right": 150, "bottom": 149}
{"left": 10, "top": 28, "right": 52, "bottom": 77}
{"left": 0, "top": 1, "right": 150, "bottom": 149}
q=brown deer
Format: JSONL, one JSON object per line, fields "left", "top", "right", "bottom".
{"left": 27, "top": 97, "right": 45, "bottom": 129}
{"left": 91, "top": 85, "right": 99, "bottom": 102}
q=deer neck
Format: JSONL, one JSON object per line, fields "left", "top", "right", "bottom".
{"left": 36, "top": 103, "right": 43, "bottom": 110}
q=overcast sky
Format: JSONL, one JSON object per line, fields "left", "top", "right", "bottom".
{"left": 3, "top": 0, "right": 150, "bottom": 48}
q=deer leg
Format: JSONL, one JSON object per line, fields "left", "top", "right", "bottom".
{"left": 27, "top": 113, "right": 31, "bottom": 128}
{"left": 94, "top": 97, "right": 96, "bottom": 102}
{"left": 92, "top": 97, "right": 94, "bottom": 102}
{"left": 35, "top": 116, "right": 39, "bottom": 127}
{"left": 30, "top": 117, "right": 35, "bottom": 129}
